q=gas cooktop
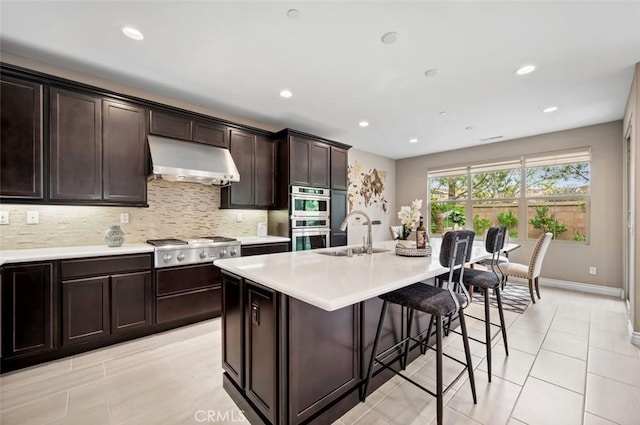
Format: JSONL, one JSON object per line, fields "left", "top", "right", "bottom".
{"left": 146, "top": 236, "right": 241, "bottom": 268}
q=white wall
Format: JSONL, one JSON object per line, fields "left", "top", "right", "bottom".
{"left": 346, "top": 148, "right": 396, "bottom": 244}
{"left": 396, "top": 121, "right": 623, "bottom": 289}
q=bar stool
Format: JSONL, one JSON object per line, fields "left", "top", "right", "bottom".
{"left": 361, "top": 230, "right": 477, "bottom": 425}
{"left": 437, "top": 226, "right": 509, "bottom": 382}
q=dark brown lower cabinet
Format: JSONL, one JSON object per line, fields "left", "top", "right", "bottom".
{"left": 155, "top": 264, "right": 222, "bottom": 324}
{"left": 222, "top": 272, "right": 244, "bottom": 388}
{"left": 1, "top": 263, "right": 57, "bottom": 360}
{"left": 288, "top": 299, "right": 359, "bottom": 425}
{"left": 62, "top": 276, "right": 110, "bottom": 346}
{"left": 111, "top": 271, "right": 153, "bottom": 334}
{"left": 245, "top": 281, "right": 277, "bottom": 424}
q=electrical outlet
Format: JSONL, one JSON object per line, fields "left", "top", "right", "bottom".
{"left": 120, "top": 212, "right": 129, "bottom": 224}
{"left": 236, "top": 213, "right": 243, "bottom": 222}
{"left": 589, "top": 267, "right": 597, "bottom": 275}
{"left": 26, "top": 211, "right": 39, "bottom": 224}
{"left": 0, "top": 211, "right": 9, "bottom": 225}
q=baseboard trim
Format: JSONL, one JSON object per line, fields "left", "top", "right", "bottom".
{"left": 628, "top": 320, "right": 640, "bottom": 347}
{"left": 528, "top": 277, "right": 623, "bottom": 298}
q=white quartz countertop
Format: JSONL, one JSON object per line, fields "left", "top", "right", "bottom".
{"left": 236, "top": 236, "right": 290, "bottom": 245}
{"left": 215, "top": 239, "right": 520, "bottom": 311}
{"left": 0, "top": 244, "right": 154, "bottom": 266}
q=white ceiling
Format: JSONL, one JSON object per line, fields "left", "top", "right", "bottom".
{"left": 1, "top": 1, "right": 639, "bottom": 159}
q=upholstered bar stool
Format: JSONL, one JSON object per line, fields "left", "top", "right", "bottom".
{"left": 361, "top": 230, "right": 477, "bottom": 425}
{"left": 438, "top": 226, "right": 509, "bottom": 382}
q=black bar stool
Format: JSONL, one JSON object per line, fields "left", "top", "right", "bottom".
{"left": 437, "top": 226, "right": 509, "bottom": 382}
{"left": 361, "top": 230, "right": 477, "bottom": 425}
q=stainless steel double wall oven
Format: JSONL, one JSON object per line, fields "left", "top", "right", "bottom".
{"left": 290, "top": 186, "right": 331, "bottom": 251}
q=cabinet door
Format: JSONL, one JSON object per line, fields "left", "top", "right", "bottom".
{"left": 290, "top": 136, "right": 311, "bottom": 186}
{"left": 192, "top": 119, "right": 228, "bottom": 148}
{"left": 330, "top": 190, "right": 348, "bottom": 247}
{"left": 222, "top": 273, "right": 244, "bottom": 388}
{"left": 62, "top": 276, "right": 110, "bottom": 346}
{"left": 0, "top": 77, "right": 43, "bottom": 199}
{"left": 111, "top": 271, "right": 153, "bottom": 334}
{"left": 1, "top": 263, "right": 57, "bottom": 359}
{"left": 149, "top": 110, "right": 191, "bottom": 140}
{"left": 310, "top": 141, "right": 330, "bottom": 188}
{"left": 331, "top": 146, "right": 348, "bottom": 190}
{"left": 288, "top": 300, "right": 359, "bottom": 424}
{"left": 102, "top": 100, "right": 147, "bottom": 203}
{"left": 50, "top": 87, "right": 102, "bottom": 200}
{"left": 245, "top": 282, "right": 277, "bottom": 424}
{"left": 254, "top": 136, "right": 276, "bottom": 207}
{"left": 229, "top": 129, "right": 255, "bottom": 206}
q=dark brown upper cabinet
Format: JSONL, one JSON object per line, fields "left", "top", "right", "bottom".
{"left": 50, "top": 87, "right": 102, "bottom": 201}
{"left": 0, "top": 76, "right": 43, "bottom": 199}
{"left": 102, "top": 100, "right": 147, "bottom": 203}
{"left": 274, "top": 130, "right": 350, "bottom": 205}
{"left": 220, "top": 129, "right": 276, "bottom": 209}
{"left": 330, "top": 146, "right": 349, "bottom": 190}
{"left": 149, "top": 110, "right": 228, "bottom": 148}
{"left": 290, "top": 136, "right": 330, "bottom": 188}
{"left": 49, "top": 88, "right": 147, "bottom": 205}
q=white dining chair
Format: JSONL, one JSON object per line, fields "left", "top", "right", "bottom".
{"left": 501, "top": 232, "right": 552, "bottom": 303}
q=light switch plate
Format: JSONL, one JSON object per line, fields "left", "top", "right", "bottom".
{"left": 120, "top": 212, "right": 129, "bottom": 224}
{"left": 26, "top": 211, "right": 39, "bottom": 224}
{"left": 0, "top": 211, "right": 9, "bottom": 225}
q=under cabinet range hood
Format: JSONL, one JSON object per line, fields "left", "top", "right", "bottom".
{"left": 147, "top": 135, "right": 240, "bottom": 186}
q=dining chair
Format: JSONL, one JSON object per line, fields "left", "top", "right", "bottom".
{"left": 501, "top": 232, "right": 552, "bottom": 303}
{"left": 361, "top": 230, "right": 477, "bottom": 425}
{"left": 436, "top": 226, "right": 509, "bottom": 382}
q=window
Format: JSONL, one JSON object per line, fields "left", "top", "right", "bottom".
{"left": 427, "top": 148, "right": 591, "bottom": 243}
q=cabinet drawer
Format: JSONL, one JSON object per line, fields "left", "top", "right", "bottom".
{"left": 61, "top": 254, "right": 152, "bottom": 279}
{"left": 242, "top": 243, "right": 289, "bottom": 256}
{"left": 156, "top": 264, "right": 221, "bottom": 296}
{"left": 156, "top": 287, "right": 221, "bottom": 324}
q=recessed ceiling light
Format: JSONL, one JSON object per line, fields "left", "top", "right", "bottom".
{"left": 409, "top": 138, "right": 418, "bottom": 144}
{"left": 438, "top": 111, "right": 447, "bottom": 116}
{"left": 287, "top": 9, "right": 300, "bottom": 19}
{"left": 515, "top": 65, "right": 536, "bottom": 75}
{"left": 424, "top": 68, "right": 438, "bottom": 78}
{"left": 465, "top": 126, "right": 474, "bottom": 131}
{"left": 381, "top": 32, "right": 399, "bottom": 44}
{"left": 121, "top": 26, "right": 144, "bottom": 41}
{"left": 542, "top": 106, "right": 558, "bottom": 113}
{"left": 358, "top": 121, "right": 369, "bottom": 127}
{"left": 279, "top": 89, "right": 293, "bottom": 98}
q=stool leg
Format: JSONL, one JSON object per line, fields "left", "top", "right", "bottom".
{"left": 459, "top": 310, "right": 477, "bottom": 404}
{"left": 362, "top": 300, "right": 388, "bottom": 402}
{"left": 402, "top": 308, "right": 415, "bottom": 370}
{"left": 436, "top": 315, "right": 444, "bottom": 425}
{"left": 484, "top": 287, "right": 492, "bottom": 382}
{"left": 422, "top": 314, "right": 434, "bottom": 355}
{"left": 495, "top": 286, "right": 509, "bottom": 356}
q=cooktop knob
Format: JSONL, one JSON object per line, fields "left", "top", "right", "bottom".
{"left": 163, "top": 254, "right": 172, "bottom": 263}
{"left": 199, "top": 251, "right": 208, "bottom": 259}
{"left": 177, "top": 254, "right": 185, "bottom": 261}
{"left": 230, "top": 247, "right": 238, "bottom": 256}
{"left": 220, "top": 249, "right": 228, "bottom": 257}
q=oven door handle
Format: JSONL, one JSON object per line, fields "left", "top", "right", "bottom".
{"left": 292, "top": 194, "right": 331, "bottom": 202}
{"left": 291, "top": 228, "right": 332, "bottom": 236}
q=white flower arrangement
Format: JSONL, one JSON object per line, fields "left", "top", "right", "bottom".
{"left": 395, "top": 199, "right": 423, "bottom": 240}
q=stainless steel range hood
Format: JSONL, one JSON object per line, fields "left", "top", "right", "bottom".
{"left": 147, "top": 135, "right": 240, "bottom": 186}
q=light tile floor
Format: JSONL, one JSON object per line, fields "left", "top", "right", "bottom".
{"left": 0, "top": 286, "right": 638, "bottom": 425}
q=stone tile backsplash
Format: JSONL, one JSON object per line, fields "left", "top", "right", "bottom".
{"left": 0, "top": 181, "right": 268, "bottom": 250}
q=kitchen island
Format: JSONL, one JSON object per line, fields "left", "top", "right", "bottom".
{"left": 215, "top": 239, "right": 518, "bottom": 425}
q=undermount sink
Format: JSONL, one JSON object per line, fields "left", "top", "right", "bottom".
{"left": 317, "top": 247, "right": 390, "bottom": 257}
